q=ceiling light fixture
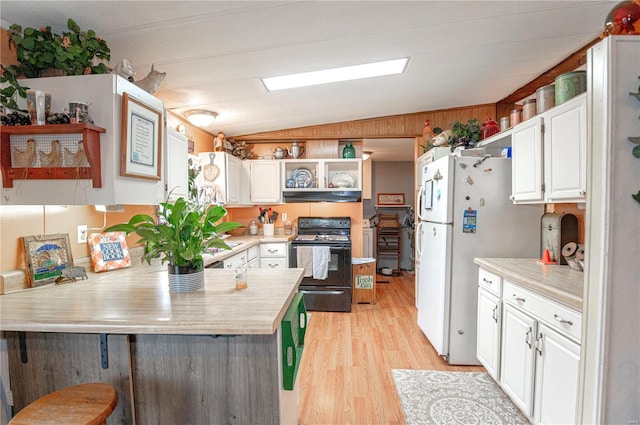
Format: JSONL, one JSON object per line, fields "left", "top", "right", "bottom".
{"left": 261, "top": 57, "right": 409, "bottom": 91}
{"left": 362, "top": 151, "right": 372, "bottom": 160}
{"left": 184, "top": 110, "right": 218, "bottom": 127}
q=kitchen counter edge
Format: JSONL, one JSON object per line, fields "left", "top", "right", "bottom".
{"left": 473, "top": 257, "right": 584, "bottom": 311}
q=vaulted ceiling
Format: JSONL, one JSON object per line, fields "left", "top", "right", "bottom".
{"left": 1, "top": 1, "right": 615, "bottom": 160}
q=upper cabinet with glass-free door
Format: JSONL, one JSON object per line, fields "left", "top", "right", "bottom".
{"left": 511, "top": 93, "right": 587, "bottom": 204}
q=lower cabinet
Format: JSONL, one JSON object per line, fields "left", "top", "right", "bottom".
{"left": 533, "top": 323, "right": 580, "bottom": 425}
{"left": 247, "top": 245, "right": 260, "bottom": 269}
{"left": 259, "top": 243, "right": 289, "bottom": 269}
{"left": 477, "top": 268, "right": 582, "bottom": 425}
{"left": 476, "top": 287, "right": 501, "bottom": 381}
{"left": 500, "top": 303, "right": 537, "bottom": 416}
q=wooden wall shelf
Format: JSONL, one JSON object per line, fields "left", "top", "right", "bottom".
{"left": 1, "top": 124, "right": 105, "bottom": 188}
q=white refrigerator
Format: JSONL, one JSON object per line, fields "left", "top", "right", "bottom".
{"left": 416, "top": 155, "right": 542, "bottom": 365}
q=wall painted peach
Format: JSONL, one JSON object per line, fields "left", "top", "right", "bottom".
{"left": 226, "top": 202, "right": 364, "bottom": 257}
{"left": 0, "top": 205, "right": 154, "bottom": 272}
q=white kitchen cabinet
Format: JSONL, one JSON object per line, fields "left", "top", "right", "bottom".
{"left": 259, "top": 242, "right": 289, "bottom": 270}
{"left": 533, "top": 323, "right": 581, "bottom": 425}
{"left": 543, "top": 95, "right": 587, "bottom": 203}
{"left": 1, "top": 74, "right": 165, "bottom": 205}
{"left": 501, "top": 280, "right": 582, "bottom": 424}
{"left": 165, "top": 129, "right": 188, "bottom": 201}
{"left": 511, "top": 117, "right": 544, "bottom": 203}
{"left": 197, "top": 152, "right": 248, "bottom": 205}
{"left": 247, "top": 245, "right": 260, "bottom": 269}
{"left": 223, "top": 250, "right": 248, "bottom": 271}
{"left": 476, "top": 269, "right": 502, "bottom": 381}
{"left": 250, "top": 160, "right": 282, "bottom": 204}
{"left": 511, "top": 93, "right": 587, "bottom": 204}
{"left": 500, "top": 302, "right": 537, "bottom": 417}
{"left": 281, "top": 158, "right": 361, "bottom": 190}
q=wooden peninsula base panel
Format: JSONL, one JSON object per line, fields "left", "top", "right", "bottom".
{"left": 1, "top": 266, "right": 305, "bottom": 424}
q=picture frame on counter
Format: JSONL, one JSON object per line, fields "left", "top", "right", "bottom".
{"left": 120, "top": 92, "right": 162, "bottom": 180}
{"left": 22, "top": 233, "right": 74, "bottom": 287}
{"left": 377, "top": 193, "right": 405, "bottom": 205}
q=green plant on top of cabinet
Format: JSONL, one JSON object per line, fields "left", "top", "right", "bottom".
{"left": 511, "top": 93, "right": 587, "bottom": 204}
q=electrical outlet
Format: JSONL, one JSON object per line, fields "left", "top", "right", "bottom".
{"left": 282, "top": 213, "right": 288, "bottom": 222}
{"left": 77, "top": 225, "right": 88, "bottom": 244}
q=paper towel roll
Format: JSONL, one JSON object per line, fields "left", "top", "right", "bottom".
{"left": 562, "top": 242, "right": 583, "bottom": 272}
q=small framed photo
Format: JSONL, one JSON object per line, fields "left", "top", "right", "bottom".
{"left": 88, "top": 232, "right": 131, "bottom": 272}
{"left": 22, "top": 233, "right": 74, "bottom": 287}
{"left": 377, "top": 193, "right": 405, "bottom": 205}
{"left": 120, "top": 92, "right": 162, "bottom": 180}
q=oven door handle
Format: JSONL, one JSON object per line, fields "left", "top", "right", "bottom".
{"left": 291, "top": 245, "right": 351, "bottom": 251}
{"left": 299, "top": 290, "right": 346, "bottom": 295}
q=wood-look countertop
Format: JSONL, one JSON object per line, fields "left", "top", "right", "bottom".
{"left": 0, "top": 263, "right": 304, "bottom": 335}
{"left": 473, "top": 258, "right": 584, "bottom": 311}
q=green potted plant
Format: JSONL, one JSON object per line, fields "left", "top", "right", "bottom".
{"left": 1, "top": 18, "right": 111, "bottom": 111}
{"left": 105, "top": 197, "right": 241, "bottom": 292}
{"left": 448, "top": 118, "right": 482, "bottom": 151}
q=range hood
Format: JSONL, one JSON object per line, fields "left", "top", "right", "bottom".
{"left": 283, "top": 190, "right": 362, "bottom": 203}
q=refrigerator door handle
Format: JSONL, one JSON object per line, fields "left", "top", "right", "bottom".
{"left": 417, "top": 184, "right": 425, "bottom": 221}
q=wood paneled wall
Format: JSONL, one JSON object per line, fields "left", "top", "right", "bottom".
{"left": 235, "top": 104, "right": 497, "bottom": 142}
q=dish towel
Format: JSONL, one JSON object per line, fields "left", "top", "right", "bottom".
{"left": 312, "top": 246, "right": 331, "bottom": 280}
{"left": 296, "top": 246, "right": 313, "bottom": 277}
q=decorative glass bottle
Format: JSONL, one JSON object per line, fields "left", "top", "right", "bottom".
{"left": 342, "top": 142, "right": 355, "bottom": 158}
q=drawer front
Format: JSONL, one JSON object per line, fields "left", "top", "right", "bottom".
{"left": 248, "top": 245, "right": 259, "bottom": 261}
{"left": 224, "top": 252, "right": 247, "bottom": 270}
{"left": 260, "top": 257, "right": 288, "bottom": 269}
{"left": 478, "top": 268, "right": 502, "bottom": 296}
{"left": 260, "top": 243, "right": 287, "bottom": 257}
{"left": 503, "top": 280, "right": 582, "bottom": 342}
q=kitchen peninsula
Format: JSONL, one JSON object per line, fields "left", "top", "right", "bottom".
{"left": 0, "top": 262, "right": 305, "bottom": 424}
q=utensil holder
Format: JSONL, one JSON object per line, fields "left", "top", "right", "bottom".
{"left": 263, "top": 223, "right": 274, "bottom": 236}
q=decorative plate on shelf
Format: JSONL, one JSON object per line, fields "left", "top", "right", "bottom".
{"left": 331, "top": 172, "right": 355, "bottom": 188}
{"left": 291, "top": 168, "right": 314, "bottom": 188}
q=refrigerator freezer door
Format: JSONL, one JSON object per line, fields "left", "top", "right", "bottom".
{"left": 417, "top": 221, "right": 452, "bottom": 357}
{"left": 421, "top": 155, "right": 454, "bottom": 224}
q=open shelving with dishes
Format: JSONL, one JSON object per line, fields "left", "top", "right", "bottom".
{"left": 282, "top": 158, "right": 362, "bottom": 191}
{"left": 0, "top": 123, "right": 105, "bottom": 188}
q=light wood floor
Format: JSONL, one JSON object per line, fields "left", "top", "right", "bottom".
{"left": 298, "top": 271, "right": 484, "bottom": 425}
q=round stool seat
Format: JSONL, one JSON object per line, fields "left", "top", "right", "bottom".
{"left": 9, "top": 383, "right": 117, "bottom": 425}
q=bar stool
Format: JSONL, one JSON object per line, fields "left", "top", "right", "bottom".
{"left": 9, "top": 383, "right": 117, "bottom": 425}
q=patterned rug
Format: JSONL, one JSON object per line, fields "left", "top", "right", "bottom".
{"left": 392, "top": 370, "right": 530, "bottom": 425}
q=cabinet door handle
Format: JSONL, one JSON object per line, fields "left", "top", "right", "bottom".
{"left": 267, "top": 249, "right": 278, "bottom": 254}
{"left": 553, "top": 314, "right": 573, "bottom": 326}
{"left": 512, "top": 294, "right": 526, "bottom": 302}
{"left": 483, "top": 277, "right": 493, "bottom": 285}
{"left": 492, "top": 305, "right": 498, "bottom": 323}
{"left": 525, "top": 327, "right": 532, "bottom": 348}
{"left": 536, "top": 333, "right": 543, "bottom": 356}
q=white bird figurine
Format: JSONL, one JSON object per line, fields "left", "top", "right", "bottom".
{"left": 12, "top": 139, "right": 37, "bottom": 167}
{"left": 64, "top": 141, "right": 89, "bottom": 167}
{"left": 39, "top": 140, "right": 62, "bottom": 167}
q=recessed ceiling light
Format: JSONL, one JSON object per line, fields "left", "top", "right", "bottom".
{"left": 184, "top": 110, "right": 218, "bottom": 127}
{"left": 261, "top": 57, "right": 409, "bottom": 91}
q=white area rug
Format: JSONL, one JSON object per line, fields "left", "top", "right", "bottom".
{"left": 392, "top": 370, "right": 530, "bottom": 425}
